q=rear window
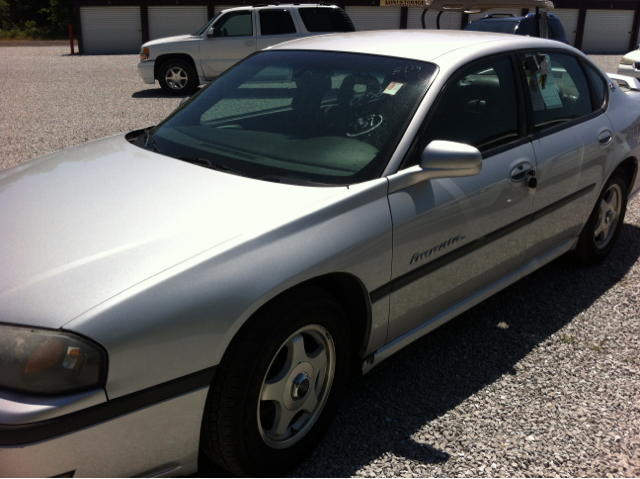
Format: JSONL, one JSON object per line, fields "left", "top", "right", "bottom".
{"left": 464, "top": 19, "right": 518, "bottom": 34}
{"left": 298, "top": 7, "right": 355, "bottom": 32}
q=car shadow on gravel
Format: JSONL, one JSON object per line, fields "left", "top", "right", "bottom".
{"left": 131, "top": 89, "right": 189, "bottom": 99}
{"left": 196, "top": 223, "right": 640, "bottom": 477}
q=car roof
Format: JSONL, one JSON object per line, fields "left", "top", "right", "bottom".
{"left": 267, "top": 30, "right": 572, "bottom": 64}
{"left": 221, "top": 3, "right": 339, "bottom": 11}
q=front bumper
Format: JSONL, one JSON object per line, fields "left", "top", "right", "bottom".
{"left": 0, "top": 368, "right": 215, "bottom": 477}
{"left": 137, "top": 60, "right": 156, "bottom": 84}
{"left": 617, "top": 63, "right": 640, "bottom": 79}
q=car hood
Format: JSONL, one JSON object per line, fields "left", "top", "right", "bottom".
{"left": 0, "top": 135, "right": 342, "bottom": 329}
{"left": 143, "top": 34, "right": 199, "bottom": 48}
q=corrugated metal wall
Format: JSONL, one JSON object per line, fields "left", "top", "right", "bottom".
{"left": 148, "top": 6, "right": 208, "bottom": 40}
{"left": 80, "top": 6, "right": 142, "bottom": 54}
{"left": 214, "top": 5, "right": 236, "bottom": 15}
{"left": 582, "top": 9, "right": 635, "bottom": 53}
{"left": 467, "top": 8, "right": 523, "bottom": 23}
{"left": 345, "top": 6, "right": 401, "bottom": 30}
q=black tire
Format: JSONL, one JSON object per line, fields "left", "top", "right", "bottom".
{"left": 574, "top": 172, "right": 628, "bottom": 265}
{"left": 200, "top": 288, "right": 352, "bottom": 477}
{"left": 158, "top": 59, "right": 197, "bottom": 96}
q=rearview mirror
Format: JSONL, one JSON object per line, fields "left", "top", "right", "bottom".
{"left": 388, "top": 140, "right": 482, "bottom": 193}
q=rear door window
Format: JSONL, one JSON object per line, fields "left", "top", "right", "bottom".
{"left": 297, "top": 8, "right": 355, "bottom": 32}
{"left": 521, "top": 52, "right": 592, "bottom": 132}
{"left": 259, "top": 10, "right": 297, "bottom": 35}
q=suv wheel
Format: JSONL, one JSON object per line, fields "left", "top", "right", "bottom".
{"left": 158, "top": 59, "right": 197, "bottom": 95}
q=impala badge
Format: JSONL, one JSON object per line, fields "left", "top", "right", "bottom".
{"left": 411, "top": 235, "right": 465, "bottom": 265}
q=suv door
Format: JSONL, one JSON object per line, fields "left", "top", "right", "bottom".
{"left": 200, "top": 10, "right": 256, "bottom": 79}
{"left": 256, "top": 9, "right": 301, "bottom": 51}
{"left": 386, "top": 55, "right": 535, "bottom": 341}
{"left": 518, "top": 51, "right": 614, "bottom": 262}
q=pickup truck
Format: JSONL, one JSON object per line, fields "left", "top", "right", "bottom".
{"left": 137, "top": 4, "right": 355, "bottom": 95}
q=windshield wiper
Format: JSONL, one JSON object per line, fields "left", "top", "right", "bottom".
{"left": 143, "top": 129, "right": 161, "bottom": 153}
{"left": 177, "top": 157, "right": 247, "bottom": 177}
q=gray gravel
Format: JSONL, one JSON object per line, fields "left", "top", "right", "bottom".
{"left": 2, "top": 46, "right": 639, "bottom": 478}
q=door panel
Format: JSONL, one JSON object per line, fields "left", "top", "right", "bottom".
{"left": 200, "top": 10, "right": 256, "bottom": 78}
{"left": 387, "top": 143, "right": 535, "bottom": 340}
{"left": 386, "top": 55, "right": 535, "bottom": 342}
{"left": 256, "top": 9, "right": 301, "bottom": 51}
{"left": 519, "top": 52, "right": 614, "bottom": 261}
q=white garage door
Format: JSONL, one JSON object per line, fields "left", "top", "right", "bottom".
{"left": 550, "top": 9, "right": 579, "bottom": 46}
{"left": 582, "top": 9, "right": 634, "bottom": 54}
{"left": 345, "top": 6, "right": 401, "bottom": 31}
{"left": 467, "top": 8, "right": 523, "bottom": 23}
{"left": 80, "top": 6, "right": 142, "bottom": 55}
{"left": 148, "top": 6, "right": 208, "bottom": 40}
{"left": 407, "top": 8, "right": 463, "bottom": 30}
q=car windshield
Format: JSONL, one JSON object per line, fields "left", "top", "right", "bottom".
{"left": 149, "top": 50, "right": 437, "bottom": 185}
{"left": 464, "top": 19, "right": 519, "bottom": 34}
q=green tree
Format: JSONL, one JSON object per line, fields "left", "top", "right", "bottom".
{"left": 0, "top": 0, "right": 10, "bottom": 30}
{"left": 39, "top": 0, "right": 74, "bottom": 32}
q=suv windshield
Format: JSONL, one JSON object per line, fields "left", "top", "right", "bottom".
{"left": 149, "top": 50, "right": 437, "bottom": 185}
{"left": 193, "top": 12, "right": 222, "bottom": 36}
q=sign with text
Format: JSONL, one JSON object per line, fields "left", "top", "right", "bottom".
{"left": 380, "top": 0, "right": 426, "bottom": 6}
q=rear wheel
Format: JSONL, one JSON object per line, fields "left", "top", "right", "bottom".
{"left": 158, "top": 59, "right": 197, "bottom": 95}
{"left": 574, "top": 172, "right": 628, "bottom": 264}
{"left": 200, "top": 288, "right": 351, "bottom": 476}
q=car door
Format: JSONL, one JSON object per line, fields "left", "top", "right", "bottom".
{"left": 386, "top": 55, "right": 536, "bottom": 341}
{"left": 517, "top": 51, "right": 614, "bottom": 262}
{"left": 256, "top": 8, "right": 302, "bottom": 51}
{"left": 200, "top": 10, "right": 256, "bottom": 79}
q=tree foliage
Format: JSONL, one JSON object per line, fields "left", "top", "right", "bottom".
{"left": 0, "top": 0, "right": 74, "bottom": 37}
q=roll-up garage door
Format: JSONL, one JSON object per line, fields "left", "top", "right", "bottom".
{"left": 406, "top": 8, "right": 462, "bottom": 30}
{"left": 582, "top": 9, "right": 634, "bottom": 54}
{"left": 214, "top": 5, "right": 235, "bottom": 15}
{"left": 467, "top": 8, "right": 523, "bottom": 23}
{"left": 148, "top": 6, "right": 208, "bottom": 40}
{"left": 80, "top": 6, "right": 142, "bottom": 54}
{"left": 345, "top": 6, "right": 401, "bottom": 31}
{"left": 550, "top": 9, "right": 579, "bottom": 46}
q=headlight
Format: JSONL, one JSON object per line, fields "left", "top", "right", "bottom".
{"left": 140, "top": 47, "right": 150, "bottom": 61}
{"left": 620, "top": 56, "right": 635, "bottom": 66}
{"left": 0, "top": 325, "right": 106, "bottom": 395}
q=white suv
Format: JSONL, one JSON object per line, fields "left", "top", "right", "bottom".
{"left": 137, "top": 4, "right": 355, "bottom": 95}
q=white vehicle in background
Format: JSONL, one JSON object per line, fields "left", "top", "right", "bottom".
{"left": 136, "top": 4, "right": 355, "bottom": 95}
{"left": 619, "top": 47, "right": 640, "bottom": 79}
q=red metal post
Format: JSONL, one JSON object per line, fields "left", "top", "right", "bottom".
{"left": 69, "top": 24, "right": 74, "bottom": 55}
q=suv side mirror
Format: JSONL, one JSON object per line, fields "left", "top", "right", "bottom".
{"left": 388, "top": 140, "right": 482, "bottom": 193}
{"left": 207, "top": 26, "right": 215, "bottom": 37}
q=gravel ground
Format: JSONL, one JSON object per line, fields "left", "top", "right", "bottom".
{"left": 2, "top": 47, "right": 639, "bottom": 478}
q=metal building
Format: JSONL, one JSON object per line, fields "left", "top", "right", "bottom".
{"left": 74, "top": 0, "right": 640, "bottom": 55}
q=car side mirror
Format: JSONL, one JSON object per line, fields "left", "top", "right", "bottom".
{"left": 388, "top": 140, "right": 482, "bottom": 193}
{"left": 179, "top": 96, "right": 191, "bottom": 106}
{"left": 207, "top": 26, "right": 215, "bottom": 37}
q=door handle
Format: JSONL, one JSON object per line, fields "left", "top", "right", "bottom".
{"left": 598, "top": 130, "right": 612, "bottom": 145}
{"left": 510, "top": 161, "right": 534, "bottom": 182}
{"left": 245, "top": 40, "right": 255, "bottom": 46}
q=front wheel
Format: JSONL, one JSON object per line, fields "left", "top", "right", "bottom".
{"left": 158, "top": 59, "right": 197, "bottom": 95}
{"left": 200, "top": 289, "right": 352, "bottom": 476}
{"left": 574, "top": 172, "right": 628, "bottom": 264}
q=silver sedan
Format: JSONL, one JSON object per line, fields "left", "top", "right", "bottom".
{"left": 1, "top": 30, "right": 639, "bottom": 477}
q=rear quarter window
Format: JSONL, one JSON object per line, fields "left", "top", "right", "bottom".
{"left": 297, "top": 8, "right": 355, "bottom": 32}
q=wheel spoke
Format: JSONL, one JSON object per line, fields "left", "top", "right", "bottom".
{"left": 301, "top": 387, "right": 319, "bottom": 414}
{"left": 266, "top": 403, "right": 297, "bottom": 437}
{"left": 308, "top": 344, "right": 327, "bottom": 391}
{"left": 261, "top": 374, "right": 288, "bottom": 402}
{"left": 288, "top": 334, "right": 309, "bottom": 366}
